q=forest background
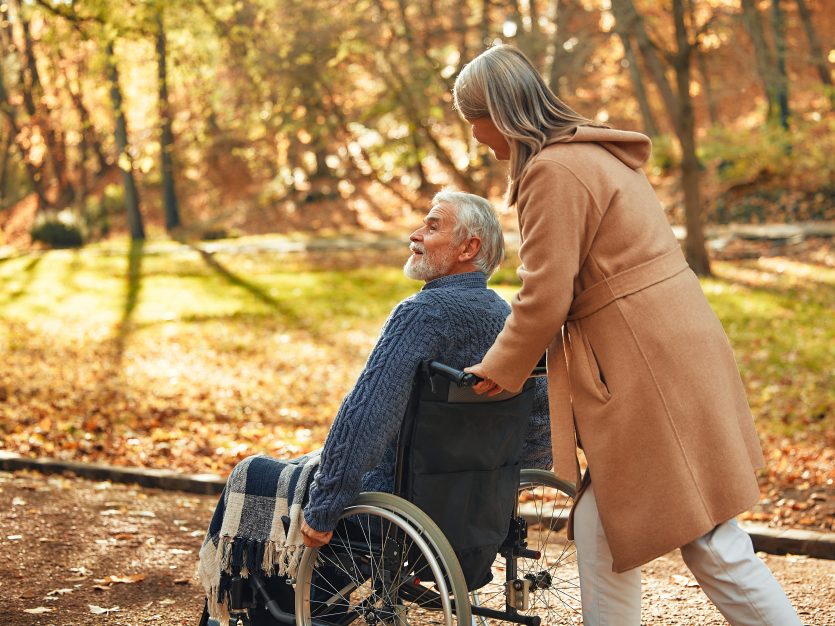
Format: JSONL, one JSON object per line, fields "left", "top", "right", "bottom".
{"left": 0, "top": 0, "right": 832, "bottom": 533}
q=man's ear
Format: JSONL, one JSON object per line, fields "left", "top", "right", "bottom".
{"left": 459, "top": 236, "right": 482, "bottom": 262}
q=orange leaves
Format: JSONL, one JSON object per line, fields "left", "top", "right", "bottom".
{"left": 749, "top": 433, "right": 835, "bottom": 531}
{"left": 0, "top": 313, "right": 367, "bottom": 478}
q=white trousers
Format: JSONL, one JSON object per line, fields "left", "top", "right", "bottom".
{"left": 573, "top": 483, "right": 802, "bottom": 626}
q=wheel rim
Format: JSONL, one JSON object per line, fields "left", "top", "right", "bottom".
{"left": 470, "top": 471, "right": 581, "bottom": 625}
{"left": 296, "top": 504, "right": 464, "bottom": 626}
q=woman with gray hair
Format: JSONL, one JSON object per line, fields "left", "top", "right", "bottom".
{"left": 457, "top": 45, "right": 799, "bottom": 625}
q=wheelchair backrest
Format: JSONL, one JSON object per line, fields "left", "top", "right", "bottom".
{"left": 394, "top": 362, "right": 536, "bottom": 589}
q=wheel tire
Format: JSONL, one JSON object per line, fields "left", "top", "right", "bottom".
{"left": 470, "top": 469, "right": 580, "bottom": 626}
{"left": 295, "top": 492, "right": 472, "bottom": 626}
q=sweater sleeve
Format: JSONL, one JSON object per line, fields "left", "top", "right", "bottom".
{"left": 481, "top": 159, "right": 597, "bottom": 392}
{"left": 304, "top": 299, "right": 441, "bottom": 531}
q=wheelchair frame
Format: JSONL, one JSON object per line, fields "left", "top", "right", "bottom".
{"left": 204, "top": 361, "right": 578, "bottom": 626}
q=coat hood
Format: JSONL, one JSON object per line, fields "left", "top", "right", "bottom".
{"left": 544, "top": 126, "right": 652, "bottom": 169}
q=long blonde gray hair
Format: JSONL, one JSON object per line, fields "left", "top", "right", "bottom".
{"left": 453, "top": 45, "right": 595, "bottom": 205}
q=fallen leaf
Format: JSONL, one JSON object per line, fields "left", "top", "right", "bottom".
{"left": 89, "top": 605, "right": 121, "bottom": 615}
{"left": 47, "top": 588, "right": 74, "bottom": 596}
{"left": 94, "top": 574, "right": 146, "bottom": 585}
{"left": 24, "top": 607, "right": 54, "bottom": 614}
{"left": 111, "top": 532, "right": 137, "bottom": 540}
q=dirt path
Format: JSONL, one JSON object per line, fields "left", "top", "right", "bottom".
{"left": 0, "top": 470, "right": 831, "bottom": 625}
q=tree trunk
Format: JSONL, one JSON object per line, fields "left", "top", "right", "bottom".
{"left": 62, "top": 56, "right": 109, "bottom": 177}
{"left": 546, "top": 0, "right": 573, "bottom": 97}
{"left": 0, "top": 119, "right": 12, "bottom": 204}
{"left": 611, "top": 0, "right": 683, "bottom": 137}
{"left": 0, "top": 57, "right": 49, "bottom": 208}
{"left": 13, "top": 0, "right": 73, "bottom": 207}
{"left": 794, "top": 0, "right": 833, "bottom": 92}
{"left": 453, "top": 0, "right": 469, "bottom": 67}
{"left": 614, "top": 29, "right": 659, "bottom": 136}
{"left": 374, "top": 52, "right": 473, "bottom": 192}
{"left": 695, "top": 47, "right": 719, "bottom": 126}
{"left": 739, "top": 0, "right": 782, "bottom": 124}
{"left": 480, "top": 0, "right": 492, "bottom": 48}
{"left": 684, "top": 0, "right": 719, "bottom": 126}
{"left": 672, "top": 0, "right": 710, "bottom": 275}
{"left": 156, "top": 10, "right": 181, "bottom": 232}
{"left": 770, "top": 0, "right": 790, "bottom": 129}
{"left": 410, "top": 129, "right": 433, "bottom": 194}
{"left": 106, "top": 41, "right": 144, "bottom": 241}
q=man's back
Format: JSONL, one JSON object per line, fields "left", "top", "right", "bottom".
{"left": 304, "top": 272, "right": 549, "bottom": 532}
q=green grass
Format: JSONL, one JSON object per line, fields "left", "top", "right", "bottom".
{"left": 704, "top": 259, "right": 834, "bottom": 435}
{"left": 0, "top": 242, "right": 416, "bottom": 334}
{"left": 1, "top": 240, "right": 831, "bottom": 442}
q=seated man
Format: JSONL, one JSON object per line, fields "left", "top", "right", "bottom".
{"left": 199, "top": 190, "right": 551, "bottom": 623}
{"left": 301, "top": 189, "right": 551, "bottom": 546}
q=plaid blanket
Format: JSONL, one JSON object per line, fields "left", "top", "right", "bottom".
{"left": 197, "top": 450, "right": 321, "bottom": 620}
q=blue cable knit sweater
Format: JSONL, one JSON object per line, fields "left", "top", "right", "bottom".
{"left": 304, "top": 272, "right": 552, "bottom": 532}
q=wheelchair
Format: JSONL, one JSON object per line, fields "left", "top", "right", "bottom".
{"left": 201, "top": 360, "right": 579, "bottom": 626}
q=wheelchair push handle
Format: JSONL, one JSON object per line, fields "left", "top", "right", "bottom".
{"left": 426, "top": 361, "right": 482, "bottom": 387}
{"left": 426, "top": 357, "right": 548, "bottom": 388}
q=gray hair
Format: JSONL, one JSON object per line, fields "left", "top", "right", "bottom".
{"left": 453, "top": 45, "right": 596, "bottom": 205}
{"left": 433, "top": 189, "right": 505, "bottom": 276}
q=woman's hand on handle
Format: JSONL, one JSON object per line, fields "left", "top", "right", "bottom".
{"left": 464, "top": 362, "right": 507, "bottom": 397}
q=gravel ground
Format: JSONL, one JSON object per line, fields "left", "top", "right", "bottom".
{"left": 0, "top": 470, "right": 832, "bottom": 625}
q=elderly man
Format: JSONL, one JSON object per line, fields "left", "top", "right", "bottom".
{"left": 199, "top": 190, "right": 550, "bottom": 624}
{"left": 301, "top": 189, "right": 551, "bottom": 546}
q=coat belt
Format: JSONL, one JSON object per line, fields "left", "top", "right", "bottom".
{"left": 551, "top": 246, "right": 690, "bottom": 485}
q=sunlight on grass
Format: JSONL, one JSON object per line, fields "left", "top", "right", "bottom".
{"left": 0, "top": 242, "right": 831, "bottom": 472}
{"left": 706, "top": 260, "right": 834, "bottom": 436}
{"left": 0, "top": 246, "right": 415, "bottom": 334}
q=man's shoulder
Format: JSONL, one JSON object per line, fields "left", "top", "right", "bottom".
{"left": 386, "top": 292, "right": 443, "bottom": 323}
{"left": 391, "top": 285, "right": 506, "bottom": 316}
{"left": 409, "top": 286, "right": 510, "bottom": 322}
{"left": 410, "top": 283, "right": 505, "bottom": 303}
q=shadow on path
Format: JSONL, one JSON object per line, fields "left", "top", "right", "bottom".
{"left": 0, "top": 252, "right": 46, "bottom": 305}
{"left": 190, "top": 243, "right": 320, "bottom": 338}
{"left": 111, "top": 240, "right": 145, "bottom": 362}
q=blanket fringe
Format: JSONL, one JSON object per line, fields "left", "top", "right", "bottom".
{"left": 199, "top": 535, "right": 308, "bottom": 621}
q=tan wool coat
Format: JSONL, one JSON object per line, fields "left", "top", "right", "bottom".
{"left": 481, "top": 127, "right": 765, "bottom": 573}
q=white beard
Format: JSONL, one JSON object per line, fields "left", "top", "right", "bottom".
{"left": 403, "top": 244, "right": 456, "bottom": 281}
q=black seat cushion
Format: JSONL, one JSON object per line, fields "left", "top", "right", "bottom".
{"left": 397, "top": 373, "right": 534, "bottom": 589}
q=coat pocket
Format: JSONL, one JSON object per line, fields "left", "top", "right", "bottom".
{"left": 572, "top": 326, "right": 612, "bottom": 402}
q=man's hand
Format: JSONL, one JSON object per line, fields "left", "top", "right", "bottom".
{"left": 301, "top": 519, "right": 333, "bottom": 548}
{"left": 464, "top": 362, "right": 506, "bottom": 397}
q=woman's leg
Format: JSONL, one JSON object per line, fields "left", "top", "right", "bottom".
{"left": 680, "top": 519, "right": 801, "bottom": 626}
{"left": 574, "top": 482, "right": 642, "bottom": 626}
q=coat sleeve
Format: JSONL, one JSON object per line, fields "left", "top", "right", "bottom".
{"left": 481, "top": 158, "right": 597, "bottom": 391}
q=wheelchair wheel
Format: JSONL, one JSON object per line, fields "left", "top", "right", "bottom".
{"left": 295, "top": 492, "right": 472, "bottom": 626}
{"left": 470, "top": 469, "right": 580, "bottom": 625}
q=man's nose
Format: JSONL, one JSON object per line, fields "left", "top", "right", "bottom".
{"left": 409, "top": 229, "right": 423, "bottom": 242}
